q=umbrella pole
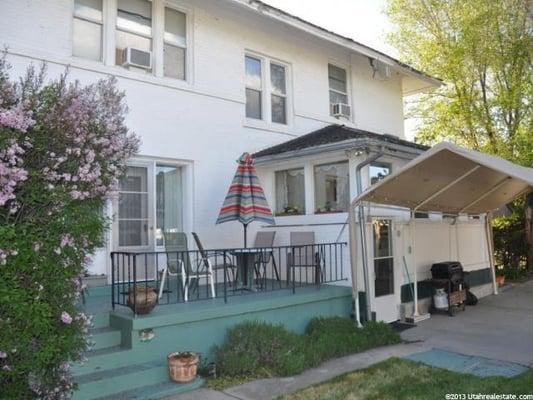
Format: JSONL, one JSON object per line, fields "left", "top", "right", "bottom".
{"left": 243, "top": 223, "right": 248, "bottom": 248}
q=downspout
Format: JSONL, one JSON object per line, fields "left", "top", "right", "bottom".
{"left": 355, "top": 149, "right": 384, "bottom": 322}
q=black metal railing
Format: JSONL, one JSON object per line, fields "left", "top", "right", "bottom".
{"left": 111, "top": 242, "right": 347, "bottom": 314}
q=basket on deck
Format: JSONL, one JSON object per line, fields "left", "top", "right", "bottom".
{"left": 168, "top": 352, "right": 199, "bottom": 383}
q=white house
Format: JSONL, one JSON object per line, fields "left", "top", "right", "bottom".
{"left": 0, "top": 0, "right": 497, "bottom": 323}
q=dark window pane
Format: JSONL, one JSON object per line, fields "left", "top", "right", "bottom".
{"left": 373, "top": 220, "right": 392, "bottom": 258}
{"left": 246, "top": 88, "right": 262, "bottom": 119}
{"left": 369, "top": 162, "right": 391, "bottom": 185}
{"left": 328, "top": 64, "right": 347, "bottom": 92}
{"left": 374, "top": 258, "right": 394, "bottom": 297}
{"left": 271, "top": 95, "right": 286, "bottom": 124}
{"left": 270, "top": 63, "right": 286, "bottom": 94}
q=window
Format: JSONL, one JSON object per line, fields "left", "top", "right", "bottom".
{"left": 73, "top": 0, "right": 103, "bottom": 61}
{"left": 275, "top": 168, "right": 305, "bottom": 216}
{"left": 328, "top": 64, "right": 348, "bottom": 115}
{"left": 314, "top": 161, "right": 349, "bottom": 213}
{"left": 115, "top": 0, "right": 152, "bottom": 71}
{"left": 245, "top": 54, "right": 289, "bottom": 124}
{"left": 369, "top": 162, "right": 391, "bottom": 185}
{"left": 164, "top": 7, "right": 187, "bottom": 80}
{"left": 373, "top": 220, "right": 394, "bottom": 297}
{"left": 270, "top": 63, "right": 287, "bottom": 124}
{"left": 245, "top": 56, "right": 262, "bottom": 119}
{"left": 155, "top": 165, "right": 183, "bottom": 246}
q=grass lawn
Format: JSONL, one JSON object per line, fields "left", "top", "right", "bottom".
{"left": 279, "top": 358, "right": 533, "bottom": 400}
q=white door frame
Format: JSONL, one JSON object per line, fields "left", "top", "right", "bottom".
{"left": 369, "top": 218, "right": 401, "bottom": 322}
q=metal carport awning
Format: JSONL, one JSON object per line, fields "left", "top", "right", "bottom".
{"left": 348, "top": 142, "right": 533, "bottom": 325}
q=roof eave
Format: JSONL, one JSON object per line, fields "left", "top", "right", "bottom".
{"left": 230, "top": 0, "right": 442, "bottom": 91}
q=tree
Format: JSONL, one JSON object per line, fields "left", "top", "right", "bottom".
{"left": 386, "top": 0, "right": 532, "bottom": 270}
{"left": 0, "top": 56, "right": 139, "bottom": 398}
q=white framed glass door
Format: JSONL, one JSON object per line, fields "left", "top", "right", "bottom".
{"left": 371, "top": 219, "right": 398, "bottom": 322}
{"left": 114, "top": 161, "right": 184, "bottom": 251}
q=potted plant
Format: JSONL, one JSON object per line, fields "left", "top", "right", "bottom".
{"left": 168, "top": 352, "right": 199, "bottom": 383}
{"left": 127, "top": 285, "right": 157, "bottom": 315}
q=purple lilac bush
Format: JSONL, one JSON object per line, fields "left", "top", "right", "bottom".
{"left": 0, "top": 55, "right": 139, "bottom": 399}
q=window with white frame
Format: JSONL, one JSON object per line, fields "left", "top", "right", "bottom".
{"left": 245, "top": 54, "right": 289, "bottom": 124}
{"left": 163, "top": 7, "right": 187, "bottom": 80}
{"left": 328, "top": 64, "right": 348, "bottom": 114}
{"left": 115, "top": 0, "right": 152, "bottom": 71}
{"left": 314, "top": 161, "right": 349, "bottom": 214}
{"left": 245, "top": 55, "right": 262, "bottom": 120}
{"left": 275, "top": 168, "right": 305, "bottom": 216}
{"left": 73, "top": 0, "right": 103, "bottom": 61}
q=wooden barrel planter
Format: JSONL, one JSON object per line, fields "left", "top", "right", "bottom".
{"left": 127, "top": 286, "right": 157, "bottom": 315}
{"left": 168, "top": 352, "right": 199, "bottom": 383}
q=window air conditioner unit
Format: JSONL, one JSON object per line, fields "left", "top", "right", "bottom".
{"left": 332, "top": 103, "right": 351, "bottom": 118}
{"left": 370, "top": 59, "right": 392, "bottom": 81}
{"left": 122, "top": 47, "right": 152, "bottom": 70}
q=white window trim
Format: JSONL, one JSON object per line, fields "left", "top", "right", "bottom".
{"left": 327, "top": 61, "right": 352, "bottom": 122}
{"left": 244, "top": 51, "right": 293, "bottom": 128}
{"left": 72, "top": 0, "right": 193, "bottom": 83}
{"left": 72, "top": 0, "right": 105, "bottom": 62}
{"left": 273, "top": 167, "right": 306, "bottom": 216}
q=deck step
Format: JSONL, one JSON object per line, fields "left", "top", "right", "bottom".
{"left": 89, "top": 328, "right": 122, "bottom": 351}
{"left": 72, "top": 346, "right": 129, "bottom": 377}
{"left": 73, "top": 359, "right": 202, "bottom": 400}
{"left": 89, "top": 313, "right": 110, "bottom": 330}
{"left": 96, "top": 378, "right": 204, "bottom": 400}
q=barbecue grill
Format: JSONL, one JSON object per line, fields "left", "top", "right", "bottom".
{"left": 430, "top": 261, "right": 466, "bottom": 316}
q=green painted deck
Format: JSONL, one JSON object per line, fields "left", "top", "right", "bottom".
{"left": 75, "top": 283, "right": 353, "bottom": 400}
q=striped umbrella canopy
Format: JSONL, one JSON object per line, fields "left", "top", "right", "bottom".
{"left": 216, "top": 152, "right": 274, "bottom": 247}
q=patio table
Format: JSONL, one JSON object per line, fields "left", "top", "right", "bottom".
{"left": 231, "top": 248, "right": 263, "bottom": 291}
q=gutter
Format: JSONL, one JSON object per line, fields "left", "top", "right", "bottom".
{"left": 254, "top": 138, "right": 425, "bottom": 166}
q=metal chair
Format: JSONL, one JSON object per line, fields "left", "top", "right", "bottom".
{"left": 287, "top": 231, "right": 323, "bottom": 285}
{"left": 192, "top": 232, "right": 237, "bottom": 290}
{"left": 158, "top": 231, "right": 189, "bottom": 301}
{"left": 253, "top": 231, "right": 280, "bottom": 286}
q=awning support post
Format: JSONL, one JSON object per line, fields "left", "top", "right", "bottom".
{"left": 348, "top": 204, "right": 363, "bottom": 327}
{"left": 409, "top": 211, "right": 419, "bottom": 317}
{"left": 485, "top": 212, "right": 499, "bottom": 295}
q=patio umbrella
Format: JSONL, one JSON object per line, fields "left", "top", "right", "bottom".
{"left": 216, "top": 152, "right": 274, "bottom": 247}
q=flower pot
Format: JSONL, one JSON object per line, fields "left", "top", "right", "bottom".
{"left": 127, "top": 286, "right": 157, "bottom": 315}
{"left": 168, "top": 352, "right": 199, "bottom": 383}
{"left": 496, "top": 275, "right": 506, "bottom": 287}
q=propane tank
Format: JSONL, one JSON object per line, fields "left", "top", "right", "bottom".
{"left": 433, "top": 288, "right": 448, "bottom": 310}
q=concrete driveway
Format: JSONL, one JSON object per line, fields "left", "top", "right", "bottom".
{"left": 401, "top": 280, "right": 533, "bottom": 367}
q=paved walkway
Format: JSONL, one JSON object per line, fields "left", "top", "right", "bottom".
{"left": 401, "top": 280, "right": 533, "bottom": 367}
{"left": 167, "top": 342, "right": 429, "bottom": 400}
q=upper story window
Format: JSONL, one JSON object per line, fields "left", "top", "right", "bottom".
{"left": 275, "top": 168, "right": 305, "bottom": 216}
{"left": 369, "top": 162, "right": 391, "bottom": 185}
{"left": 245, "top": 56, "right": 262, "bottom": 120}
{"left": 115, "top": 0, "right": 153, "bottom": 72}
{"left": 328, "top": 64, "right": 350, "bottom": 117}
{"left": 314, "top": 161, "right": 349, "bottom": 214}
{"left": 72, "top": 0, "right": 188, "bottom": 81}
{"left": 164, "top": 7, "right": 187, "bottom": 80}
{"left": 245, "top": 54, "right": 289, "bottom": 125}
{"left": 73, "top": 0, "right": 103, "bottom": 61}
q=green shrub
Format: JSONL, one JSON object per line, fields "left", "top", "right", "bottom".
{"left": 0, "top": 57, "right": 138, "bottom": 398}
{"left": 213, "top": 317, "right": 401, "bottom": 383}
